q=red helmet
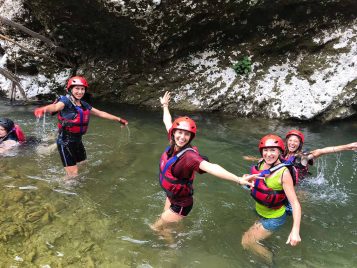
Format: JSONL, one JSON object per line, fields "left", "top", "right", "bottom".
{"left": 66, "top": 76, "right": 88, "bottom": 92}
{"left": 168, "top": 116, "right": 197, "bottom": 141}
{"left": 259, "top": 134, "right": 285, "bottom": 153}
{"left": 286, "top": 129, "right": 304, "bottom": 144}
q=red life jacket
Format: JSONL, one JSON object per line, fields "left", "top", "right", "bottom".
{"left": 57, "top": 97, "right": 90, "bottom": 135}
{"left": 14, "top": 124, "right": 26, "bottom": 144}
{"left": 250, "top": 160, "right": 297, "bottom": 209}
{"left": 159, "top": 146, "right": 198, "bottom": 198}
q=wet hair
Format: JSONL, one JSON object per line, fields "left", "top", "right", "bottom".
{"left": 0, "top": 118, "right": 15, "bottom": 133}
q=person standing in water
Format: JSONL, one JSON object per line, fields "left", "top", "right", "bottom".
{"left": 34, "top": 76, "right": 128, "bottom": 179}
{"left": 284, "top": 129, "right": 357, "bottom": 180}
{"left": 244, "top": 129, "right": 357, "bottom": 181}
{"left": 0, "top": 118, "right": 26, "bottom": 154}
{"left": 151, "top": 91, "right": 258, "bottom": 233}
{"left": 242, "top": 134, "right": 301, "bottom": 264}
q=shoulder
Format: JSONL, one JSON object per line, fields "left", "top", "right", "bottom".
{"left": 281, "top": 167, "right": 294, "bottom": 183}
{"left": 181, "top": 149, "right": 204, "bottom": 165}
{"left": 57, "top": 96, "right": 72, "bottom": 107}
{"left": 58, "top": 95, "right": 69, "bottom": 103}
{"left": 184, "top": 149, "right": 201, "bottom": 157}
{"left": 80, "top": 100, "right": 92, "bottom": 110}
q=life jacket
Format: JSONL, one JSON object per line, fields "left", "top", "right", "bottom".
{"left": 250, "top": 160, "right": 298, "bottom": 209}
{"left": 57, "top": 96, "right": 90, "bottom": 135}
{"left": 14, "top": 124, "right": 26, "bottom": 144}
{"left": 283, "top": 155, "right": 311, "bottom": 181}
{"left": 159, "top": 146, "right": 198, "bottom": 198}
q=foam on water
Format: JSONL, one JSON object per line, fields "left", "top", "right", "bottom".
{"left": 120, "top": 236, "right": 149, "bottom": 245}
{"left": 18, "top": 185, "right": 38, "bottom": 190}
{"left": 53, "top": 188, "right": 78, "bottom": 195}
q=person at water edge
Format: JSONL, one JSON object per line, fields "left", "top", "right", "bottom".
{"left": 33, "top": 76, "right": 128, "bottom": 178}
{"left": 244, "top": 129, "right": 357, "bottom": 181}
{"left": 241, "top": 134, "right": 301, "bottom": 264}
{"left": 150, "top": 91, "right": 259, "bottom": 233}
{"left": 0, "top": 118, "right": 26, "bottom": 154}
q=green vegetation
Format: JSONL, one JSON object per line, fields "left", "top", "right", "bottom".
{"left": 233, "top": 56, "right": 252, "bottom": 75}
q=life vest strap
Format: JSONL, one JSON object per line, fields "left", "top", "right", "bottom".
{"left": 161, "top": 147, "right": 196, "bottom": 175}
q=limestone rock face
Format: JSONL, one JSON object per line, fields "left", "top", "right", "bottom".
{"left": 1, "top": 0, "right": 357, "bottom": 121}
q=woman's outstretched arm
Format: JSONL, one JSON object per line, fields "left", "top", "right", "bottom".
{"left": 160, "top": 91, "right": 172, "bottom": 132}
{"left": 308, "top": 142, "right": 357, "bottom": 159}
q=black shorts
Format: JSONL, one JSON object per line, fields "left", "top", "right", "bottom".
{"left": 170, "top": 203, "right": 193, "bottom": 217}
{"left": 57, "top": 141, "right": 86, "bottom": 167}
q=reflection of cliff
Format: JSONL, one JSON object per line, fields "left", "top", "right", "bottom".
{"left": 1, "top": 0, "right": 357, "bottom": 121}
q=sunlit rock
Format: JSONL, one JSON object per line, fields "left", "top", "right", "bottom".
{"left": 0, "top": 0, "right": 356, "bottom": 121}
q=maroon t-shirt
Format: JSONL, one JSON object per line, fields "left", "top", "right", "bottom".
{"left": 169, "top": 150, "right": 205, "bottom": 207}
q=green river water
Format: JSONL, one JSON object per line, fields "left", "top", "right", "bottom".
{"left": 0, "top": 100, "right": 356, "bottom": 267}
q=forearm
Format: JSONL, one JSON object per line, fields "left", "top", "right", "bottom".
{"left": 42, "top": 104, "right": 59, "bottom": 113}
{"left": 311, "top": 143, "right": 354, "bottom": 159}
{"left": 334, "top": 143, "right": 357, "bottom": 152}
{"left": 162, "top": 106, "right": 172, "bottom": 132}
{"left": 94, "top": 110, "right": 121, "bottom": 122}
{"left": 201, "top": 162, "right": 240, "bottom": 183}
{"left": 290, "top": 200, "right": 301, "bottom": 232}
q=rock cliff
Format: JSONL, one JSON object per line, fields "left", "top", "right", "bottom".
{"left": 0, "top": 0, "right": 356, "bottom": 121}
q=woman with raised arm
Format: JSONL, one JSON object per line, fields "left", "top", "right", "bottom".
{"left": 151, "top": 91, "right": 258, "bottom": 232}
{"left": 34, "top": 76, "right": 128, "bottom": 179}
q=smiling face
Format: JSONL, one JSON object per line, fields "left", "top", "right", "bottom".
{"left": 0, "top": 126, "right": 8, "bottom": 138}
{"left": 70, "top": 85, "right": 86, "bottom": 100}
{"left": 262, "top": 147, "right": 281, "bottom": 165}
{"left": 286, "top": 135, "right": 301, "bottom": 153}
{"left": 173, "top": 129, "right": 192, "bottom": 148}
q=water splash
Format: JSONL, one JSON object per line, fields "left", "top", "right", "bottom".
{"left": 300, "top": 157, "right": 349, "bottom": 204}
{"left": 351, "top": 152, "right": 357, "bottom": 180}
{"left": 117, "top": 125, "right": 131, "bottom": 147}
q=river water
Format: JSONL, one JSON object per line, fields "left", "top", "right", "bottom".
{"left": 1, "top": 100, "right": 356, "bottom": 267}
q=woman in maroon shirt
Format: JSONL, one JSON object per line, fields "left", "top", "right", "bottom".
{"left": 150, "top": 91, "right": 258, "bottom": 233}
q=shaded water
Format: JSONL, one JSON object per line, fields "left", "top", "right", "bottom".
{"left": 1, "top": 100, "right": 356, "bottom": 267}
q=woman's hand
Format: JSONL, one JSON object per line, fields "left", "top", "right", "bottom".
{"left": 243, "top": 155, "right": 260, "bottom": 162}
{"left": 34, "top": 107, "right": 46, "bottom": 118}
{"left": 348, "top": 142, "right": 357, "bottom": 151}
{"left": 160, "top": 91, "right": 171, "bottom": 107}
{"left": 286, "top": 230, "right": 301, "bottom": 246}
{"left": 118, "top": 117, "right": 128, "bottom": 126}
{"left": 239, "top": 174, "right": 261, "bottom": 187}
